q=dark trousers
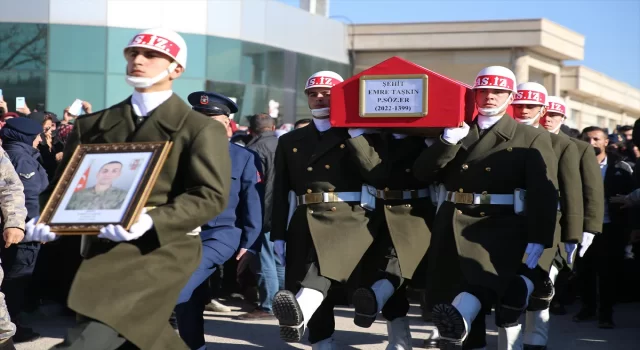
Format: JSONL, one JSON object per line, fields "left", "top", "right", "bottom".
{"left": 577, "top": 223, "right": 623, "bottom": 315}
{"left": 0, "top": 241, "right": 40, "bottom": 321}
{"left": 382, "top": 284, "right": 410, "bottom": 321}
{"left": 51, "top": 320, "right": 138, "bottom": 350}
{"left": 175, "top": 240, "right": 236, "bottom": 350}
{"left": 357, "top": 226, "right": 404, "bottom": 290}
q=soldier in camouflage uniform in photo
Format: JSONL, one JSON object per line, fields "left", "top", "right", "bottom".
{"left": 0, "top": 146, "right": 30, "bottom": 349}
{"left": 65, "top": 161, "right": 128, "bottom": 210}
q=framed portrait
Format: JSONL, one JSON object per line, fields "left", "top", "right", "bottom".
{"left": 38, "top": 141, "right": 173, "bottom": 235}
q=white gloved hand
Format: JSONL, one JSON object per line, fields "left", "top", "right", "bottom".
{"left": 24, "top": 217, "right": 59, "bottom": 243}
{"left": 565, "top": 243, "right": 578, "bottom": 264}
{"left": 524, "top": 243, "right": 544, "bottom": 269}
{"left": 579, "top": 232, "right": 595, "bottom": 257}
{"left": 97, "top": 214, "right": 153, "bottom": 242}
{"left": 348, "top": 128, "right": 380, "bottom": 138}
{"left": 274, "top": 239, "right": 286, "bottom": 266}
{"left": 442, "top": 122, "right": 470, "bottom": 144}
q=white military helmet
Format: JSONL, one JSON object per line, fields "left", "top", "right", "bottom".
{"left": 512, "top": 82, "right": 548, "bottom": 106}
{"left": 124, "top": 28, "right": 188, "bottom": 69}
{"left": 473, "top": 66, "right": 517, "bottom": 93}
{"left": 546, "top": 96, "right": 567, "bottom": 116}
{"left": 305, "top": 71, "right": 344, "bottom": 91}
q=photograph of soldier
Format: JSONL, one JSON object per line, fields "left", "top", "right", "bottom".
{"left": 66, "top": 161, "right": 129, "bottom": 211}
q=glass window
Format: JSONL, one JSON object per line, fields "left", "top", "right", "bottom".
{"left": 107, "top": 27, "right": 140, "bottom": 74}
{"left": 240, "top": 42, "right": 267, "bottom": 85}
{"left": 266, "top": 50, "right": 285, "bottom": 89}
{"left": 180, "top": 32, "right": 206, "bottom": 79}
{"left": 172, "top": 78, "right": 206, "bottom": 105}
{"left": 46, "top": 72, "right": 105, "bottom": 117}
{"left": 206, "top": 81, "right": 247, "bottom": 122}
{"left": 207, "top": 36, "right": 241, "bottom": 83}
{"left": 0, "top": 70, "right": 46, "bottom": 113}
{"left": 0, "top": 23, "right": 47, "bottom": 71}
{"left": 105, "top": 74, "right": 132, "bottom": 107}
{"left": 49, "top": 24, "right": 106, "bottom": 73}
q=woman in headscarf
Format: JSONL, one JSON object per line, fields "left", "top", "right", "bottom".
{"left": 0, "top": 117, "right": 48, "bottom": 343}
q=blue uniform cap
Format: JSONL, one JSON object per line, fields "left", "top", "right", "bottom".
{"left": 188, "top": 91, "right": 238, "bottom": 116}
{"left": 5, "top": 117, "right": 44, "bottom": 136}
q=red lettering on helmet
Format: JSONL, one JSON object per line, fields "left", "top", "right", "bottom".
{"left": 129, "top": 34, "right": 180, "bottom": 57}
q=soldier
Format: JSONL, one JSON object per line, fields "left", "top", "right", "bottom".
{"left": 271, "top": 71, "right": 373, "bottom": 349}
{"left": 413, "top": 66, "right": 559, "bottom": 350}
{"left": 25, "top": 27, "right": 231, "bottom": 350}
{"left": 175, "top": 91, "right": 262, "bottom": 350}
{"left": 66, "top": 161, "right": 128, "bottom": 210}
{"left": 0, "top": 144, "right": 29, "bottom": 349}
{"left": 505, "top": 85, "right": 584, "bottom": 350}
{"left": 346, "top": 128, "right": 433, "bottom": 349}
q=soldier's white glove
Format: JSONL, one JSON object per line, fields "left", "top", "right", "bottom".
{"left": 565, "top": 243, "right": 578, "bottom": 264}
{"left": 98, "top": 214, "right": 153, "bottom": 242}
{"left": 524, "top": 243, "right": 544, "bottom": 269}
{"left": 24, "top": 217, "right": 59, "bottom": 243}
{"left": 348, "top": 128, "right": 380, "bottom": 138}
{"left": 274, "top": 239, "right": 286, "bottom": 266}
{"left": 579, "top": 232, "right": 595, "bottom": 257}
{"left": 442, "top": 122, "right": 470, "bottom": 144}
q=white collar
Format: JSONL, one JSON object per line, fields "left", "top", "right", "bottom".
{"left": 131, "top": 90, "right": 173, "bottom": 117}
{"left": 601, "top": 156, "right": 608, "bottom": 166}
{"left": 476, "top": 114, "right": 503, "bottom": 130}
{"left": 312, "top": 118, "right": 331, "bottom": 132}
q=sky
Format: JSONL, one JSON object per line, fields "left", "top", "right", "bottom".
{"left": 279, "top": 0, "right": 640, "bottom": 89}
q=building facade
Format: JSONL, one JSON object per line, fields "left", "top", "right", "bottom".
{"left": 351, "top": 19, "right": 640, "bottom": 131}
{"left": 0, "top": 0, "right": 350, "bottom": 125}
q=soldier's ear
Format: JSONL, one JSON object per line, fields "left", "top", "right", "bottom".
{"left": 170, "top": 65, "right": 184, "bottom": 80}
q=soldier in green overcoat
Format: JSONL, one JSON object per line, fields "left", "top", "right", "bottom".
{"left": 270, "top": 71, "right": 375, "bottom": 348}
{"left": 503, "top": 85, "right": 584, "bottom": 349}
{"left": 345, "top": 129, "right": 434, "bottom": 348}
{"left": 24, "top": 28, "right": 231, "bottom": 350}
{"left": 413, "top": 66, "right": 559, "bottom": 350}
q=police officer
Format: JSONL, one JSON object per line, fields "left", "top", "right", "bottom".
{"left": 346, "top": 128, "right": 434, "bottom": 349}
{"left": 0, "top": 123, "right": 30, "bottom": 349}
{"left": 413, "top": 66, "right": 559, "bottom": 349}
{"left": 0, "top": 117, "right": 48, "bottom": 342}
{"left": 173, "top": 91, "right": 263, "bottom": 350}
{"left": 271, "top": 71, "right": 373, "bottom": 349}
{"left": 507, "top": 85, "right": 583, "bottom": 350}
{"left": 25, "top": 28, "right": 231, "bottom": 349}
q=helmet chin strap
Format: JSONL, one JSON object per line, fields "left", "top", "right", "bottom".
{"left": 126, "top": 62, "right": 178, "bottom": 89}
{"left": 515, "top": 108, "right": 543, "bottom": 126}
{"left": 310, "top": 107, "right": 330, "bottom": 119}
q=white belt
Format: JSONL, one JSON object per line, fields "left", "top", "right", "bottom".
{"left": 373, "top": 188, "right": 430, "bottom": 200}
{"left": 445, "top": 191, "right": 514, "bottom": 205}
{"left": 296, "top": 192, "right": 361, "bottom": 206}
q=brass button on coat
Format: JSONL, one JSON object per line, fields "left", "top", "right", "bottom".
{"left": 405, "top": 168, "right": 411, "bottom": 173}
{"left": 340, "top": 144, "right": 345, "bottom": 148}
{"left": 462, "top": 164, "right": 469, "bottom": 170}
{"left": 485, "top": 167, "right": 491, "bottom": 172}
{"left": 293, "top": 148, "right": 298, "bottom": 152}
{"left": 306, "top": 189, "right": 312, "bottom": 194}
{"left": 385, "top": 187, "right": 390, "bottom": 191}
{"left": 331, "top": 207, "right": 337, "bottom": 211}
{"left": 480, "top": 212, "right": 486, "bottom": 217}
{"left": 458, "top": 188, "right": 464, "bottom": 193}
{"left": 405, "top": 204, "right": 411, "bottom": 208}
{"left": 308, "top": 210, "right": 314, "bottom": 214}
{"left": 325, "top": 164, "right": 330, "bottom": 169}
{"left": 307, "top": 167, "right": 313, "bottom": 172}
{"left": 507, "top": 147, "right": 513, "bottom": 152}
{"left": 386, "top": 205, "right": 392, "bottom": 209}
{"left": 457, "top": 210, "right": 463, "bottom": 214}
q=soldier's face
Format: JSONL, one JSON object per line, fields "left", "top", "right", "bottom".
{"left": 96, "top": 164, "right": 122, "bottom": 185}
{"left": 475, "top": 89, "right": 512, "bottom": 109}
{"left": 125, "top": 48, "right": 184, "bottom": 85}
{"left": 512, "top": 105, "right": 545, "bottom": 119}
{"left": 541, "top": 112, "right": 564, "bottom": 132}
{"left": 306, "top": 88, "right": 331, "bottom": 109}
{"left": 585, "top": 130, "right": 609, "bottom": 153}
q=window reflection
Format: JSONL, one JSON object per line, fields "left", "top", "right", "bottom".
{"left": 0, "top": 23, "right": 47, "bottom": 71}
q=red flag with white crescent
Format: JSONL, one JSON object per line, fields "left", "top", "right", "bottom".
{"left": 75, "top": 164, "right": 91, "bottom": 192}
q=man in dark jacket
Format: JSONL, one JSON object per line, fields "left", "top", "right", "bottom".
{"left": 237, "top": 113, "right": 283, "bottom": 320}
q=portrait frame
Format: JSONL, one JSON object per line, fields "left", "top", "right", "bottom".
{"left": 38, "top": 141, "right": 173, "bottom": 235}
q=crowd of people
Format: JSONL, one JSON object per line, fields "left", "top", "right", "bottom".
{"left": 0, "top": 27, "right": 636, "bottom": 350}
